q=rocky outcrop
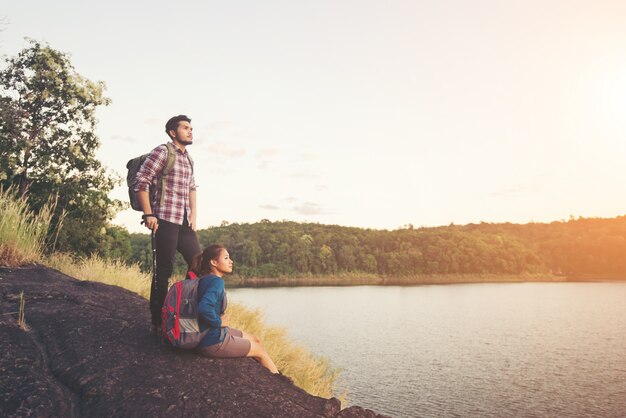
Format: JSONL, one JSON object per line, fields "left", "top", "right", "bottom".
{"left": 0, "top": 266, "right": 385, "bottom": 417}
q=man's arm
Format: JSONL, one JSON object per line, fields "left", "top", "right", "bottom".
{"left": 138, "top": 190, "right": 158, "bottom": 232}
{"left": 189, "top": 189, "right": 197, "bottom": 231}
{"left": 188, "top": 167, "right": 197, "bottom": 231}
{"left": 134, "top": 146, "right": 167, "bottom": 232}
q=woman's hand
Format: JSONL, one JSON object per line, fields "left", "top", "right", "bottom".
{"left": 220, "top": 314, "right": 230, "bottom": 327}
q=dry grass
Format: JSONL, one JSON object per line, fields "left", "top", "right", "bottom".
{"left": 46, "top": 252, "right": 152, "bottom": 299}
{"left": 229, "top": 302, "right": 340, "bottom": 399}
{"left": 46, "top": 253, "right": 340, "bottom": 398}
{"left": 0, "top": 188, "right": 340, "bottom": 398}
{"left": 0, "top": 187, "right": 56, "bottom": 267}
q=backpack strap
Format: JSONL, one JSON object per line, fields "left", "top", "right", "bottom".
{"left": 159, "top": 143, "right": 177, "bottom": 208}
{"left": 187, "top": 271, "right": 198, "bottom": 280}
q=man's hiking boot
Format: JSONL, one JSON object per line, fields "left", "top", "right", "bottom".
{"left": 150, "top": 323, "right": 163, "bottom": 345}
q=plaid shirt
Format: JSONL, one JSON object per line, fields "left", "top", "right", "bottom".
{"left": 134, "top": 143, "right": 196, "bottom": 225}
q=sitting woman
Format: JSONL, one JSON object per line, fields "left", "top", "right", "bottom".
{"left": 190, "top": 244, "right": 279, "bottom": 374}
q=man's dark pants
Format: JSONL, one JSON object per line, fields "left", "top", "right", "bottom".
{"left": 149, "top": 218, "right": 201, "bottom": 326}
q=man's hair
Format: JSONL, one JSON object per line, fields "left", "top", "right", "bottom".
{"left": 165, "top": 115, "right": 191, "bottom": 139}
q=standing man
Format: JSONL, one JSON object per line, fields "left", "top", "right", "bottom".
{"left": 134, "top": 115, "right": 201, "bottom": 334}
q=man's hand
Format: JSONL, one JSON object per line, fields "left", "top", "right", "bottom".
{"left": 137, "top": 191, "right": 158, "bottom": 232}
{"left": 220, "top": 314, "right": 230, "bottom": 327}
{"left": 144, "top": 215, "right": 159, "bottom": 233}
{"left": 189, "top": 212, "right": 197, "bottom": 231}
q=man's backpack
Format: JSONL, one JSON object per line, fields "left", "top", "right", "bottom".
{"left": 126, "top": 142, "right": 194, "bottom": 211}
{"left": 161, "top": 271, "right": 208, "bottom": 349}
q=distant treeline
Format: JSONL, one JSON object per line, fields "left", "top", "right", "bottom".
{"left": 120, "top": 216, "right": 626, "bottom": 279}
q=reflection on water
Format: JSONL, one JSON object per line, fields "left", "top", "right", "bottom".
{"left": 229, "top": 282, "right": 626, "bottom": 417}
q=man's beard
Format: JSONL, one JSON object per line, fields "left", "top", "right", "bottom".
{"left": 178, "top": 137, "right": 193, "bottom": 145}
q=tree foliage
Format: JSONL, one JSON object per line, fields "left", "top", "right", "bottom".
{"left": 0, "top": 40, "right": 122, "bottom": 255}
{"left": 126, "top": 216, "right": 626, "bottom": 280}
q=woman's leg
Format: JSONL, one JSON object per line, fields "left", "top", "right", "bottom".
{"left": 247, "top": 339, "right": 278, "bottom": 374}
{"left": 241, "top": 331, "right": 260, "bottom": 344}
{"left": 229, "top": 329, "right": 278, "bottom": 374}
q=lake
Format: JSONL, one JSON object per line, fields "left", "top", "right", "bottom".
{"left": 228, "top": 282, "right": 626, "bottom": 417}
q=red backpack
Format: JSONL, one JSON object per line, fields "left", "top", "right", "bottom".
{"left": 161, "top": 271, "right": 208, "bottom": 349}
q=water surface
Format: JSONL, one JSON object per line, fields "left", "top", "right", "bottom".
{"left": 229, "top": 282, "right": 626, "bottom": 417}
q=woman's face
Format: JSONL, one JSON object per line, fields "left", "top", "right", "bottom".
{"left": 211, "top": 249, "right": 233, "bottom": 275}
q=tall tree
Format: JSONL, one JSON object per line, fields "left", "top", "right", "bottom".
{"left": 0, "top": 39, "right": 122, "bottom": 255}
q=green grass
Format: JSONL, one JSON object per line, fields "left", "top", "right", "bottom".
{"left": 0, "top": 187, "right": 57, "bottom": 267}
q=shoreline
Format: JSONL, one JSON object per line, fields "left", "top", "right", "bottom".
{"left": 226, "top": 273, "right": 626, "bottom": 288}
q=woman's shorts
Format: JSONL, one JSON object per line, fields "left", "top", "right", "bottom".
{"left": 196, "top": 328, "right": 251, "bottom": 358}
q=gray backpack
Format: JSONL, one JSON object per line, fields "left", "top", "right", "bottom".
{"left": 161, "top": 271, "right": 210, "bottom": 349}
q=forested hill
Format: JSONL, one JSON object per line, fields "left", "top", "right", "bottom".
{"left": 127, "top": 216, "right": 626, "bottom": 279}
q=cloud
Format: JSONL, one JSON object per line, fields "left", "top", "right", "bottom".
{"left": 207, "top": 141, "right": 246, "bottom": 158}
{"left": 489, "top": 184, "right": 534, "bottom": 198}
{"left": 201, "top": 121, "right": 253, "bottom": 142}
{"left": 259, "top": 204, "right": 280, "bottom": 210}
{"left": 290, "top": 169, "right": 318, "bottom": 179}
{"left": 292, "top": 202, "right": 325, "bottom": 216}
{"left": 205, "top": 121, "right": 233, "bottom": 135}
{"left": 144, "top": 118, "right": 161, "bottom": 126}
{"left": 298, "top": 152, "right": 318, "bottom": 162}
{"left": 315, "top": 184, "right": 328, "bottom": 191}
{"left": 110, "top": 135, "right": 138, "bottom": 143}
{"left": 256, "top": 148, "right": 279, "bottom": 159}
{"left": 283, "top": 197, "right": 298, "bottom": 203}
{"left": 253, "top": 149, "right": 316, "bottom": 172}
{"left": 256, "top": 149, "right": 280, "bottom": 170}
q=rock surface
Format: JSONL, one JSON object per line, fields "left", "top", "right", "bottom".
{"left": 0, "top": 266, "right": 386, "bottom": 417}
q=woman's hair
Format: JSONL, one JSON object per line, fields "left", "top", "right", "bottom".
{"left": 189, "top": 244, "right": 226, "bottom": 276}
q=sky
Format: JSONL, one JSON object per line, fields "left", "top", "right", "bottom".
{"left": 1, "top": 1, "right": 626, "bottom": 233}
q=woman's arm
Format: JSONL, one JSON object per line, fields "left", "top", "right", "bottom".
{"left": 197, "top": 280, "right": 224, "bottom": 329}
